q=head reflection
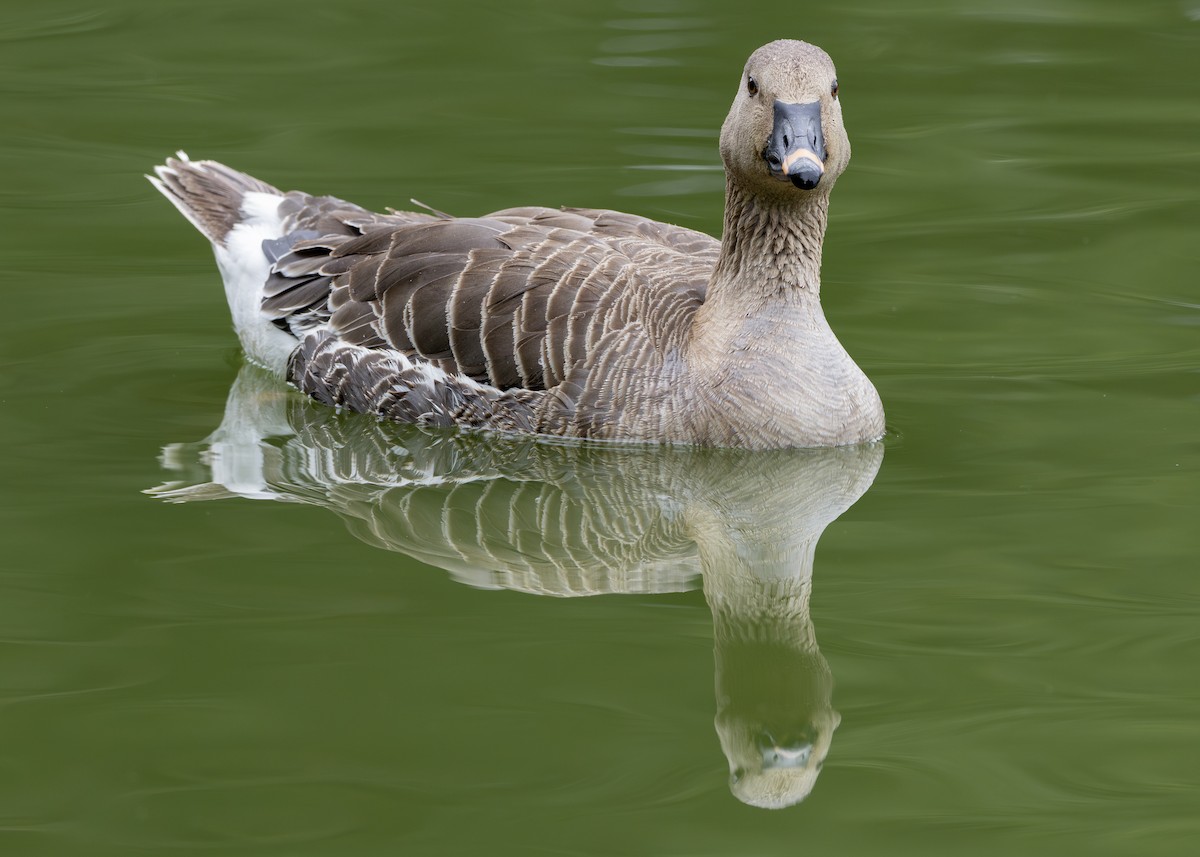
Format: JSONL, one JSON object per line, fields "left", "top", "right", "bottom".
{"left": 151, "top": 365, "right": 882, "bottom": 808}
{"left": 711, "top": 597, "right": 842, "bottom": 808}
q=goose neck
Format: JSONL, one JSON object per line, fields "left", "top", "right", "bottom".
{"left": 710, "top": 178, "right": 829, "bottom": 305}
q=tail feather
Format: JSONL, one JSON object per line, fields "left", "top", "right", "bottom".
{"left": 150, "top": 151, "right": 297, "bottom": 374}
{"left": 147, "top": 151, "right": 282, "bottom": 245}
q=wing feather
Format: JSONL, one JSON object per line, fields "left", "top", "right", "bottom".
{"left": 260, "top": 200, "right": 719, "bottom": 393}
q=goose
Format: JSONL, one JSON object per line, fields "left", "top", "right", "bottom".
{"left": 149, "top": 39, "right": 884, "bottom": 449}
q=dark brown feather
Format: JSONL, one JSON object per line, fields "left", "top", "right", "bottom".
{"left": 253, "top": 194, "right": 716, "bottom": 398}
{"left": 151, "top": 156, "right": 281, "bottom": 244}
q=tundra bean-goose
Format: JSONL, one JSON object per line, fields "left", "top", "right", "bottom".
{"left": 149, "top": 39, "right": 884, "bottom": 449}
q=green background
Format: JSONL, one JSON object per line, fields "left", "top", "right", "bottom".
{"left": 1, "top": 0, "right": 1198, "bottom": 853}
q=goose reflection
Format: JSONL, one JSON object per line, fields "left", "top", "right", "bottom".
{"left": 149, "top": 365, "right": 882, "bottom": 808}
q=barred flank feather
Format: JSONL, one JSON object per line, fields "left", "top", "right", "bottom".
{"left": 289, "top": 330, "right": 540, "bottom": 433}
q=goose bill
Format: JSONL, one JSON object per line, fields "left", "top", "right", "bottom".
{"left": 764, "top": 100, "right": 826, "bottom": 190}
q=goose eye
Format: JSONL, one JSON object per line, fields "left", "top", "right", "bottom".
{"left": 747, "top": 76, "right": 758, "bottom": 97}
{"left": 831, "top": 79, "right": 839, "bottom": 99}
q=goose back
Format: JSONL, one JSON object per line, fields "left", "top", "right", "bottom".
{"left": 262, "top": 198, "right": 719, "bottom": 393}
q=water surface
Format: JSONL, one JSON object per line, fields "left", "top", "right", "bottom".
{"left": 1, "top": 0, "right": 1198, "bottom": 854}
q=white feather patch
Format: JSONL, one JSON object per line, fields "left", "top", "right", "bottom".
{"left": 213, "top": 191, "right": 297, "bottom": 375}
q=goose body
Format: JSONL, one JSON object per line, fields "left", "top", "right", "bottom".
{"left": 150, "top": 39, "right": 884, "bottom": 449}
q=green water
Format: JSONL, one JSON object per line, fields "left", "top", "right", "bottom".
{"left": 2, "top": 0, "right": 1198, "bottom": 853}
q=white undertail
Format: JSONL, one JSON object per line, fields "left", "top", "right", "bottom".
{"left": 213, "top": 191, "right": 297, "bottom": 374}
{"left": 148, "top": 154, "right": 297, "bottom": 375}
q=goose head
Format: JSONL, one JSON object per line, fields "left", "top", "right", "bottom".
{"left": 720, "top": 40, "right": 851, "bottom": 202}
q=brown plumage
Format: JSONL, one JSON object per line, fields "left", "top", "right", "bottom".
{"left": 149, "top": 39, "right": 885, "bottom": 449}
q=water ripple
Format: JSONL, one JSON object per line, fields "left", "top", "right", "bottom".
{"left": 0, "top": 9, "right": 115, "bottom": 43}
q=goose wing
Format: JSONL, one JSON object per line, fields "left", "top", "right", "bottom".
{"left": 262, "top": 200, "right": 719, "bottom": 391}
